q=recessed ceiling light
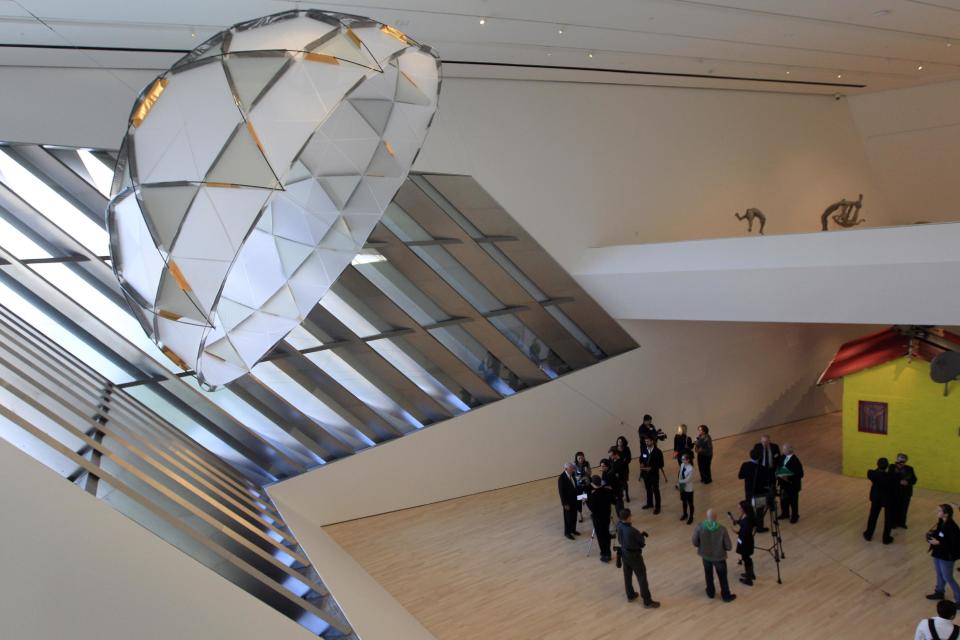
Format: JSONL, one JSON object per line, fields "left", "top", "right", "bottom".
{"left": 588, "top": 52, "right": 594, "bottom": 58}
{"left": 918, "top": 65, "right": 924, "bottom": 70}
{"left": 557, "top": 26, "right": 564, "bottom": 35}
{"left": 479, "top": 17, "right": 486, "bottom": 25}
{"left": 190, "top": 29, "right": 196, "bottom": 38}
{"left": 785, "top": 69, "right": 791, "bottom": 75}
{"left": 837, "top": 73, "right": 843, "bottom": 78}
{"left": 546, "top": 50, "right": 552, "bottom": 57}
{"left": 947, "top": 42, "right": 953, "bottom": 47}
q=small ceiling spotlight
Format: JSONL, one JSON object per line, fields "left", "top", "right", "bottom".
{"left": 918, "top": 64, "right": 924, "bottom": 70}
{"left": 588, "top": 52, "right": 594, "bottom": 58}
{"left": 837, "top": 73, "right": 843, "bottom": 78}
{"left": 947, "top": 41, "right": 953, "bottom": 47}
{"left": 557, "top": 26, "right": 565, "bottom": 35}
{"left": 785, "top": 69, "right": 791, "bottom": 75}
{"left": 479, "top": 17, "right": 486, "bottom": 25}
{"left": 190, "top": 29, "right": 196, "bottom": 38}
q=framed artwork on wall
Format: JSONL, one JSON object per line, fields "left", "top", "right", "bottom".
{"left": 858, "top": 400, "right": 888, "bottom": 435}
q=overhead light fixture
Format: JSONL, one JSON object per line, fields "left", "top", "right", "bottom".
{"left": 108, "top": 10, "right": 440, "bottom": 389}
{"left": 190, "top": 29, "right": 196, "bottom": 38}
{"left": 557, "top": 26, "right": 564, "bottom": 35}
{"left": 351, "top": 253, "right": 387, "bottom": 266}
{"left": 587, "top": 52, "right": 594, "bottom": 58}
{"left": 837, "top": 73, "right": 843, "bottom": 78}
{"left": 785, "top": 69, "right": 791, "bottom": 75}
{"left": 479, "top": 17, "right": 486, "bottom": 25}
{"left": 947, "top": 41, "right": 953, "bottom": 47}
{"left": 918, "top": 65, "right": 924, "bottom": 70}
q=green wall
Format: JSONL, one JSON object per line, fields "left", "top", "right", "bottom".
{"left": 842, "top": 358, "right": 960, "bottom": 493}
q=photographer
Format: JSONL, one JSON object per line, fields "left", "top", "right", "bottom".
{"left": 925, "top": 504, "right": 960, "bottom": 604}
{"left": 637, "top": 414, "right": 657, "bottom": 450}
{"left": 639, "top": 435, "right": 664, "bottom": 515}
{"left": 587, "top": 475, "right": 614, "bottom": 562}
{"left": 615, "top": 508, "right": 660, "bottom": 608}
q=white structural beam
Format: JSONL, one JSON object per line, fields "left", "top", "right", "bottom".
{"left": 571, "top": 223, "right": 960, "bottom": 325}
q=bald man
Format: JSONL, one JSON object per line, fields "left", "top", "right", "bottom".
{"left": 692, "top": 509, "right": 736, "bottom": 602}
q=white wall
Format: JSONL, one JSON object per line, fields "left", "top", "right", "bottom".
{"left": 269, "top": 319, "right": 867, "bottom": 525}
{"left": 0, "top": 69, "right": 886, "bottom": 259}
{"left": 848, "top": 80, "right": 960, "bottom": 226}
{"left": 0, "top": 437, "right": 317, "bottom": 640}
{"left": 415, "top": 79, "right": 890, "bottom": 260}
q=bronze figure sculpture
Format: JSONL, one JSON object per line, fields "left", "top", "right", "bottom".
{"left": 820, "top": 194, "right": 865, "bottom": 230}
{"left": 734, "top": 208, "right": 767, "bottom": 235}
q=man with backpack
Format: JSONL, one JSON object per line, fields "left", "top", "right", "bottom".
{"left": 914, "top": 600, "right": 958, "bottom": 640}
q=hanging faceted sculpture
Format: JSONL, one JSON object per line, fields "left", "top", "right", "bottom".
{"left": 107, "top": 10, "right": 441, "bottom": 389}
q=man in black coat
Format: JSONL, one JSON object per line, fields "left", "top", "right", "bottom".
{"left": 777, "top": 443, "right": 804, "bottom": 524}
{"left": 600, "top": 458, "right": 623, "bottom": 517}
{"left": 616, "top": 509, "right": 660, "bottom": 608}
{"left": 891, "top": 453, "right": 918, "bottom": 529}
{"left": 587, "top": 475, "right": 615, "bottom": 561}
{"left": 738, "top": 452, "right": 761, "bottom": 502}
{"left": 609, "top": 448, "right": 629, "bottom": 514}
{"left": 750, "top": 434, "right": 781, "bottom": 495}
{"left": 733, "top": 500, "right": 757, "bottom": 586}
{"left": 639, "top": 435, "right": 664, "bottom": 514}
{"left": 863, "top": 457, "right": 895, "bottom": 544}
{"left": 558, "top": 462, "right": 581, "bottom": 540}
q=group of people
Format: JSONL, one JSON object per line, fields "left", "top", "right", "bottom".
{"left": 863, "top": 453, "right": 919, "bottom": 544}
{"left": 559, "top": 417, "right": 799, "bottom": 607}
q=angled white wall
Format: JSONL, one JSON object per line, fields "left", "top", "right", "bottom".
{"left": 0, "top": 437, "right": 316, "bottom": 640}
{"left": 269, "top": 319, "right": 865, "bottom": 525}
{"left": 572, "top": 221, "right": 960, "bottom": 324}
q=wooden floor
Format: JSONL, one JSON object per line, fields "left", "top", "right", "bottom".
{"left": 326, "top": 414, "right": 960, "bottom": 639}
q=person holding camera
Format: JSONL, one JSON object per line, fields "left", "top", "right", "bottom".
{"left": 678, "top": 452, "right": 695, "bottom": 525}
{"left": 731, "top": 501, "right": 757, "bottom": 586}
{"left": 695, "top": 424, "right": 713, "bottom": 484}
{"left": 637, "top": 414, "right": 657, "bottom": 448}
{"left": 615, "top": 508, "right": 660, "bottom": 608}
{"left": 692, "top": 509, "right": 736, "bottom": 602}
{"left": 587, "top": 475, "right": 615, "bottom": 562}
{"left": 639, "top": 435, "right": 664, "bottom": 515}
{"left": 925, "top": 504, "right": 960, "bottom": 604}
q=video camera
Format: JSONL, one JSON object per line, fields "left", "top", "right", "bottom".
{"left": 638, "top": 424, "right": 667, "bottom": 443}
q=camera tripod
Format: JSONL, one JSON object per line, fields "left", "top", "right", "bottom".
{"left": 752, "top": 489, "right": 786, "bottom": 584}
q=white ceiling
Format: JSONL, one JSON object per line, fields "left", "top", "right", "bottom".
{"left": 3, "top": 0, "right": 960, "bottom": 94}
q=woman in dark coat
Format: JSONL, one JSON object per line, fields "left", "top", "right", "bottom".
{"left": 694, "top": 424, "right": 713, "bottom": 484}
{"left": 734, "top": 500, "right": 757, "bottom": 585}
{"left": 615, "top": 436, "right": 632, "bottom": 503}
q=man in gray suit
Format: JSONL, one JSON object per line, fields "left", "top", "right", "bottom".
{"left": 616, "top": 508, "right": 661, "bottom": 608}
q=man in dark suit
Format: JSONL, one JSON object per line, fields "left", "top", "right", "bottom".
{"left": 776, "top": 443, "right": 804, "bottom": 523}
{"left": 616, "top": 509, "right": 660, "bottom": 608}
{"left": 750, "top": 434, "right": 781, "bottom": 495}
{"left": 600, "top": 458, "right": 623, "bottom": 517}
{"left": 639, "top": 435, "right": 664, "bottom": 514}
{"left": 891, "top": 453, "right": 918, "bottom": 529}
{"left": 587, "top": 475, "right": 615, "bottom": 561}
{"left": 558, "top": 462, "right": 581, "bottom": 540}
{"left": 738, "top": 452, "right": 761, "bottom": 502}
{"left": 863, "top": 457, "right": 895, "bottom": 544}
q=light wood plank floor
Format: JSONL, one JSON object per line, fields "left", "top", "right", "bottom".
{"left": 326, "top": 414, "right": 960, "bottom": 639}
